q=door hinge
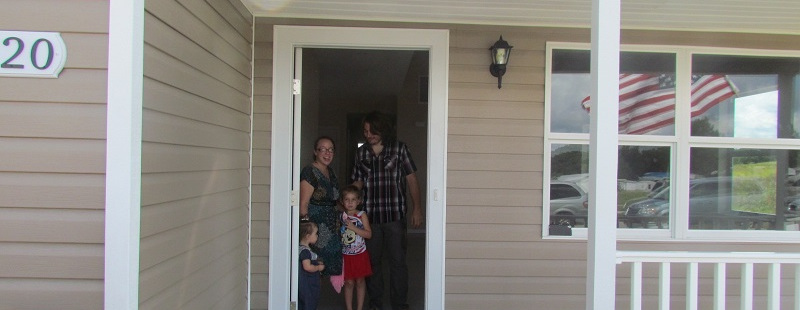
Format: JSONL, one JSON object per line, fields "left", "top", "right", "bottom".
{"left": 291, "top": 190, "right": 298, "bottom": 205}
{"left": 292, "top": 79, "right": 301, "bottom": 95}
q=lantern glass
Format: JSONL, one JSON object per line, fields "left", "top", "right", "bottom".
{"left": 489, "top": 36, "right": 512, "bottom": 65}
{"left": 493, "top": 47, "right": 510, "bottom": 65}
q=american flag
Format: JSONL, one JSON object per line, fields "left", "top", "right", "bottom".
{"left": 580, "top": 74, "right": 738, "bottom": 134}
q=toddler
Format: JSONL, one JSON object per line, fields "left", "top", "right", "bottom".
{"left": 299, "top": 220, "right": 325, "bottom": 310}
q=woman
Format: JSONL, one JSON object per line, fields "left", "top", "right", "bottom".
{"left": 299, "top": 136, "right": 342, "bottom": 277}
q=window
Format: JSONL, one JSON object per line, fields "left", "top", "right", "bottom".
{"left": 545, "top": 44, "right": 800, "bottom": 240}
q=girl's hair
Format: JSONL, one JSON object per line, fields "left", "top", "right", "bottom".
{"left": 340, "top": 184, "right": 362, "bottom": 200}
{"left": 338, "top": 185, "right": 362, "bottom": 211}
{"left": 299, "top": 220, "right": 317, "bottom": 240}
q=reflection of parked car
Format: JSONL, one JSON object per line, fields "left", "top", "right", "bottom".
{"left": 783, "top": 195, "right": 800, "bottom": 216}
{"left": 550, "top": 181, "right": 589, "bottom": 226}
{"left": 639, "top": 171, "right": 669, "bottom": 181}
{"left": 623, "top": 177, "right": 765, "bottom": 228}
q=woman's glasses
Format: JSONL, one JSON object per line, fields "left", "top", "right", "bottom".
{"left": 316, "top": 147, "right": 335, "bottom": 153}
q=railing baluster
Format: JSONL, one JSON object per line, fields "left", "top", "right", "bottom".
{"left": 795, "top": 264, "right": 799, "bottom": 310}
{"left": 741, "top": 263, "right": 754, "bottom": 310}
{"left": 616, "top": 251, "right": 800, "bottom": 310}
{"left": 659, "top": 262, "right": 670, "bottom": 310}
{"left": 714, "top": 263, "right": 726, "bottom": 310}
{"left": 768, "top": 263, "right": 780, "bottom": 310}
{"left": 687, "top": 262, "right": 698, "bottom": 310}
{"left": 631, "top": 262, "right": 642, "bottom": 310}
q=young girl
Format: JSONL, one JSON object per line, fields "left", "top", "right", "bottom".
{"left": 299, "top": 220, "right": 325, "bottom": 310}
{"left": 339, "top": 185, "right": 373, "bottom": 310}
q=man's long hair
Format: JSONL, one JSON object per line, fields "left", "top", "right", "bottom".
{"left": 362, "top": 110, "right": 396, "bottom": 144}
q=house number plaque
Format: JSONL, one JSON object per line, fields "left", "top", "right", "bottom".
{"left": 0, "top": 31, "right": 67, "bottom": 78}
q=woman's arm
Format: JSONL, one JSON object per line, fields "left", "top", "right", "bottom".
{"left": 299, "top": 180, "right": 314, "bottom": 218}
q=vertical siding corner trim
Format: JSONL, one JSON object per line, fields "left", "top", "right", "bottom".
{"left": 105, "top": 1, "right": 145, "bottom": 309}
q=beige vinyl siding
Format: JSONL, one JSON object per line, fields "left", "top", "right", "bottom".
{"left": 0, "top": 0, "right": 108, "bottom": 309}
{"left": 447, "top": 26, "right": 800, "bottom": 309}
{"left": 252, "top": 18, "right": 800, "bottom": 309}
{"left": 447, "top": 26, "right": 565, "bottom": 309}
{"left": 140, "top": 1, "right": 252, "bottom": 310}
{"left": 250, "top": 19, "right": 273, "bottom": 310}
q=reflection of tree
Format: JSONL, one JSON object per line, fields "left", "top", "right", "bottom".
{"left": 618, "top": 146, "right": 670, "bottom": 180}
{"left": 690, "top": 117, "right": 719, "bottom": 136}
{"left": 691, "top": 148, "right": 720, "bottom": 177}
{"left": 731, "top": 149, "right": 772, "bottom": 165}
{"left": 690, "top": 118, "right": 721, "bottom": 177}
{"left": 551, "top": 151, "right": 587, "bottom": 178}
{"left": 790, "top": 149, "right": 800, "bottom": 169}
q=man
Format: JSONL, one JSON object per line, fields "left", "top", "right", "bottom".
{"left": 351, "top": 111, "right": 422, "bottom": 310}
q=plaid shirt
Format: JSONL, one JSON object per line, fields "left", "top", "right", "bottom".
{"left": 351, "top": 140, "right": 417, "bottom": 224}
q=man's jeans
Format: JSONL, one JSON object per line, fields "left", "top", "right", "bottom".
{"left": 366, "top": 219, "right": 408, "bottom": 310}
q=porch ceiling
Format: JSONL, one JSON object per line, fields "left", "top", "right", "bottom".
{"left": 243, "top": 0, "right": 799, "bottom": 35}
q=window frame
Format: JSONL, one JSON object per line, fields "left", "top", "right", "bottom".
{"left": 544, "top": 42, "right": 800, "bottom": 242}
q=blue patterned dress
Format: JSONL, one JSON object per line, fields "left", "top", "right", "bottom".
{"left": 300, "top": 164, "right": 341, "bottom": 276}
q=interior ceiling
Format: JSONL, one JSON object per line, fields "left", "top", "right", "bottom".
{"left": 242, "top": 0, "right": 800, "bottom": 35}
{"left": 307, "top": 49, "right": 415, "bottom": 98}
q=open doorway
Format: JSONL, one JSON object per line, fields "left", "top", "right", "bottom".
{"left": 299, "top": 48, "right": 429, "bottom": 310}
{"left": 269, "top": 26, "right": 448, "bottom": 310}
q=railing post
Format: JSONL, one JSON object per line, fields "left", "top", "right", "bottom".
{"left": 768, "top": 263, "right": 780, "bottom": 310}
{"left": 714, "top": 263, "right": 726, "bottom": 310}
{"left": 741, "top": 263, "right": 754, "bottom": 310}
{"left": 687, "top": 262, "right": 698, "bottom": 310}
{"left": 795, "top": 264, "right": 800, "bottom": 310}
{"left": 631, "top": 262, "right": 642, "bottom": 310}
{"left": 659, "top": 263, "right": 671, "bottom": 310}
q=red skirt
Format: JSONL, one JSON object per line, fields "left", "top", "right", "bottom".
{"left": 343, "top": 251, "right": 373, "bottom": 280}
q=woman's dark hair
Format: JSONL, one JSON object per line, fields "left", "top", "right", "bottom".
{"left": 299, "top": 220, "right": 317, "bottom": 240}
{"left": 362, "top": 111, "right": 396, "bottom": 143}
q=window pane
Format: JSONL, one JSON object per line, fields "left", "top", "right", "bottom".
{"left": 549, "top": 144, "right": 590, "bottom": 228}
{"left": 618, "top": 146, "right": 671, "bottom": 229}
{"left": 689, "top": 147, "right": 800, "bottom": 231}
{"left": 548, "top": 144, "right": 671, "bottom": 230}
{"left": 691, "top": 55, "right": 800, "bottom": 138}
{"left": 550, "top": 49, "right": 676, "bottom": 135}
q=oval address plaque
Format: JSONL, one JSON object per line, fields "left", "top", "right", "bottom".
{"left": 1, "top": 30, "right": 67, "bottom": 78}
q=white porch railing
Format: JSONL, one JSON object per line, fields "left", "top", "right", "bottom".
{"left": 616, "top": 251, "right": 800, "bottom": 310}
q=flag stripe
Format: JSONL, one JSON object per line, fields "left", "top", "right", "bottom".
{"left": 622, "top": 107, "right": 676, "bottom": 134}
{"left": 621, "top": 103, "right": 675, "bottom": 128}
{"left": 620, "top": 91, "right": 674, "bottom": 115}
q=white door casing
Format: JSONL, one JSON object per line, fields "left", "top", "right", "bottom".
{"left": 269, "top": 26, "right": 449, "bottom": 310}
{"left": 289, "top": 47, "right": 304, "bottom": 304}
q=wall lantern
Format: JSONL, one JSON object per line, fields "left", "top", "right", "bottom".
{"left": 489, "top": 36, "right": 512, "bottom": 89}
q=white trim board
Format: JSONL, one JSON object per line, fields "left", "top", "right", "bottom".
{"left": 269, "top": 25, "right": 449, "bottom": 310}
{"left": 104, "top": 0, "right": 144, "bottom": 309}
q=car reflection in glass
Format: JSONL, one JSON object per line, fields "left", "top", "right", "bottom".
{"left": 550, "top": 180, "right": 589, "bottom": 227}
{"left": 624, "top": 177, "right": 797, "bottom": 229}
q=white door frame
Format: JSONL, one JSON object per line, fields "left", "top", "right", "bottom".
{"left": 269, "top": 25, "right": 449, "bottom": 310}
